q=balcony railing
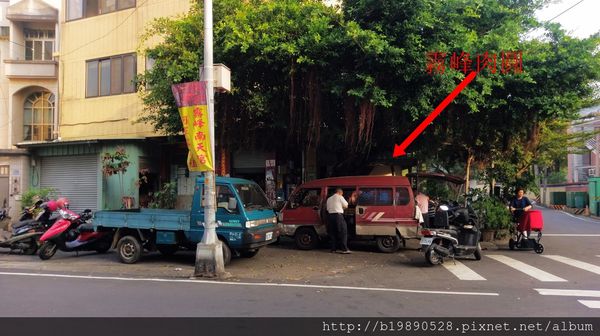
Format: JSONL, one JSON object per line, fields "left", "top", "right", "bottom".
{"left": 4, "top": 59, "right": 57, "bottom": 79}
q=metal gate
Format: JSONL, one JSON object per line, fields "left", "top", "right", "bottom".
{"left": 40, "top": 155, "right": 99, "bottom": 212}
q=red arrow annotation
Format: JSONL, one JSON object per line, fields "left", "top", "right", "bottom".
{"left": 393, "top": 71, "right": 478, "bottom": 158}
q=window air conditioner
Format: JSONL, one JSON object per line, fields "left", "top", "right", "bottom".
{"left": 589, "top": 168, "right": 596, "bottom": 177}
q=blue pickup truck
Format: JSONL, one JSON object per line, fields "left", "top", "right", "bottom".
{"left": 93, "top": 176, "right": 279, "bottom": 265}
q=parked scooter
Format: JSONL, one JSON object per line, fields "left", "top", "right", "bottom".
{"left": 0, "top": 201, "right": 58, "bottom": 255}
{"left": 38, "top": 206, "right": 112, "bottom": 260}
{"left": 420, "top": 202, "right": 482, "bottom": 265}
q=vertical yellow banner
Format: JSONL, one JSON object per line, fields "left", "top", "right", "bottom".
{"left": 171, "top": 82, "right": 213, "bottom": 171}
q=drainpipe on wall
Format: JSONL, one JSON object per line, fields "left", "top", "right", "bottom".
{"left": 53, "top": 21, "right": 60, "bottom": 140}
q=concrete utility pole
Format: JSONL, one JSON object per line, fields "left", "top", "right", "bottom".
{"left": 194, "top": 0, "right": 224, "bottom": 277}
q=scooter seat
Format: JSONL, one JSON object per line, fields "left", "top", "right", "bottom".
{"left": 12, "top": 219, "right": 37, "bottom": 230}
{"left": 77, "top": 223, "right": 95, "bottom": 233}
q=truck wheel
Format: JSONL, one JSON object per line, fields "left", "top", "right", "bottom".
{"left": 157, "top": 245, "right": 178, "bottom": 256}
{"left": 38, "top": 241, "right": 57, "bottom": 260}
{"left": 220, "top": 240, "right": 231, "bottom": 265}
{"left": 117, "top": 235, "right": 142, "bottom": 264}
{"left": 294, "top": 227, "right": 319, "bottom": 250}
{"left": 240, "top": 249, "right": 259, "bottom": 258}
{"left": 376, "top": 235, "right": 401, "bottom": 253}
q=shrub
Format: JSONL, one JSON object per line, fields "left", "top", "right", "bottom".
{"left": 471, "top": 193, "right": 512, "bottom": 231}
{"left": 20, "top": 187, "right": 56, "bottom": 208}
{"left": 148, "top": 182, "right": 177, "bottom": 209}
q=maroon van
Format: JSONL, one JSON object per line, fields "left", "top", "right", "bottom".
{"left": 278, "top": 176, "right": 419, "bottom": 253}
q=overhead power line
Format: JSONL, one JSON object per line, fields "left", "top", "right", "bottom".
{"left": 546, "top": 0, "right": 585, "bottom": 23}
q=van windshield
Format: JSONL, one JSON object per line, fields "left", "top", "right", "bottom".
{"left": 234, "top": 183, "right": 271, "bottom": 210}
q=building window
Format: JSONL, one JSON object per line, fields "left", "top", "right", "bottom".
{"left": 24, "top": 29, "right": 54, "bottom": 61}
{"left": 23, "top": 92, "right": 55, "bottom": 141}
{"left": 86, "top": 53, "right": 136, "bottom": 97}
{"left": 0, "top": 26, "right": 9, "bottom": 39}
{"left": 67, "top": 0, "right": 136, "bottom": 21}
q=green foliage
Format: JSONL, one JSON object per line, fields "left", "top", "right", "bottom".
{"left": 148, "top": 182, "right": 177, "bottom": 209}
{"left": 137, "top": 0, "right": 600, "bottom": 180}
{"left": 102, "top": 146, "right": 131, "bottom": 198}
{"left": 546, "top": 169, "right": 566, "bottom": 184}
{"left": 20, "top": 188, "right": 56, "bottom": 208}
{"left": 471, "top": 191, "right": 512, "bottom": 231}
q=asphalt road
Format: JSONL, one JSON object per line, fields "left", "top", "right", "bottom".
{"left": 1, "top": 207, "right": 599, "bottom": 317}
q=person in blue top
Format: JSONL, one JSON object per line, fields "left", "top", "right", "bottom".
{"left": 510, "top": 187, "right": 532, "bottom": 222}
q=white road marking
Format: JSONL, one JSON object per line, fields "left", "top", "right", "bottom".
{"left": 442, "top": 261, "right": 486, "bottom": 281}
{"left": 542, "top": 255, "right": 600, "bottom": 275}
{"left": 543, "top": 234, "right": 600, "bottom": 237}
{"left": 0, "top": 271, "right": 499, "bottom": 296}
{"left": 534, "top": 289, "right": 600, "bottom": 297}
{"left": 578, "top": 300, "right": 600, "bottom": 309}
{"left": 487, "top": 255, "right": 567, "bottom": 282}
{"left": 559, "top": 211, "right": 600, "bottom": 223}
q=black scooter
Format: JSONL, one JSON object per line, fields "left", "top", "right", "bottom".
{"left": 420, "top": 202, "right": 482, "bottom": 265}
{"left": 0, "top": 202, "right": 57, "bottom": 255}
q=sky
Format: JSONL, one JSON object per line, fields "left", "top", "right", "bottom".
{"left": 535, "top": 0, "right": 600, "bottom": 38}
{"left": 41, "top": 0, "right": 599, "bottom": 39}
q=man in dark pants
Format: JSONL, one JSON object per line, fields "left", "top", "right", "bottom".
{"left": 326, "top": 188, "right": 351, "bottom": 254}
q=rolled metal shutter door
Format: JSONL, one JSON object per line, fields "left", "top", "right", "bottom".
{"left": 40, "top": 155, "right": 99, "bottom": 212}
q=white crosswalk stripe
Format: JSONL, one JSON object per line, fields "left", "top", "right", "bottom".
{"left": 578, "top": 300, "right": 600, "bottom": 309}
{"left": 535, "top": 289, "right": 600, "bottom": 309}
{"left": 442, "top": 260, "right": 486, "bottom": 281}
{"left": 486, "top": 255, "right": 567, "bottom": 282}
{"left": 534, "top": 289, "right": 600, "bottom": 297}
{"left": 541, "top": 255, "right": 600, "bottom": 275}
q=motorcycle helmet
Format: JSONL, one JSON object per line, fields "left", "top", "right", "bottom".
{"left": 56, "top": 197, "right": 70, "bottom": 210}
{"left": 45, "top": 200, "right": 58, "bottom": 212}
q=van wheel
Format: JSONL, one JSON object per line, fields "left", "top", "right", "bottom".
{"left": 117, "top": 235, "right": 142, "bottom": 264}
{"left": 376, "top": 235, "right": 401, "bottom": 253}
{"left": 295, "top": 227, "right": 319, "bottom": 250}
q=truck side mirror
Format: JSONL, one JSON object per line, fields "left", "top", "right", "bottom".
{"left": 227, "top": 197, "right": 237, "bottom": 211}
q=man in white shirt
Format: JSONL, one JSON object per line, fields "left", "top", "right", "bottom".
{"left": 415, "top": 191, "right": 430, "bottom": 227}
{"left": 326, "top": 188, "right": 350, "bottom": 254}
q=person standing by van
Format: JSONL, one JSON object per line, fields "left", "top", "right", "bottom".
{"left": 326, "top": 188, "right": 351, "bottom": 254}
{"left": 415, "top": 191, "right": 430, "bottom": 227}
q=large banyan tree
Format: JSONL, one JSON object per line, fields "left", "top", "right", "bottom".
{"left": 137, "top": 0, "right": 600, "bottom": 181}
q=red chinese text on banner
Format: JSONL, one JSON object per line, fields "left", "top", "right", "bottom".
{"left": 171, "top": 81, "right": 213, "bottom": 172}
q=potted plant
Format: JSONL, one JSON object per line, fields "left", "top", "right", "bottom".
{"left": 102, "top": 146, "right": 132, "bottom": 209}
{"left": 472, "top": 194, "right": 512, "bottom": 242}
